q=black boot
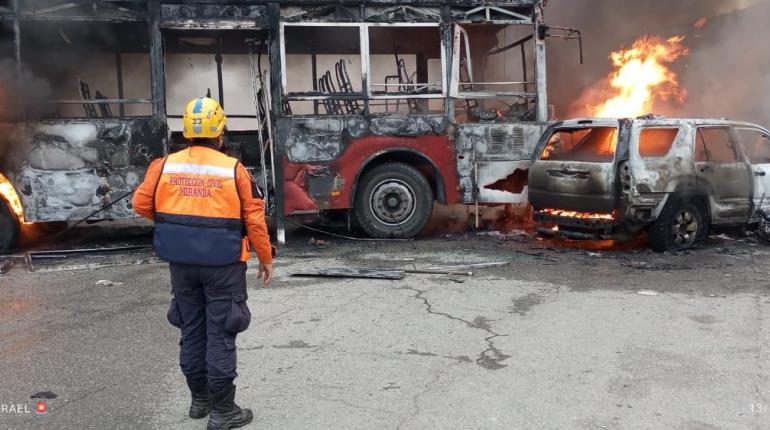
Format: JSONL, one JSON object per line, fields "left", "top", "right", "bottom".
{"left": 207, "top": 384, "right": 253, "bottom": 430}
{"left": 187, "top": 381, "right": 211, "bottom": 419}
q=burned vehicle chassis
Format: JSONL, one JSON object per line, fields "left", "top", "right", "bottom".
{"left": 529, "top": 117, "right": 770, "bottom": 251}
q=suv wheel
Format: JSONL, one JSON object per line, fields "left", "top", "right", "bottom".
{"left": 648, "top": 196, "right": 709, "bottom": 252}
{"left": 0, "top": 199, "right": 19, "bottom": 252}
{"left": 353, "top": 162, "right": 434, "bottom": 239}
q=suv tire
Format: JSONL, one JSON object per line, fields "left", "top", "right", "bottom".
{"left": 353, "top": 162, "right": 433, "bottom": 239}
{"left": 0, "top": 199, "right": 19, "bottom": 252}
{"left": 649, "top": 196, "right": 709, "bottom": 252}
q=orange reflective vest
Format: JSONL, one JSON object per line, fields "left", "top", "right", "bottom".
{"left": 153, "top": 147, "right": 246, "bottom": 266}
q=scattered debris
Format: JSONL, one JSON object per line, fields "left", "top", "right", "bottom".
{"left": 291, "top": 268, "right": 405, "bottom": 280}
{"left": 621, "top": 260, "right": 692, "bottom": 271}
{"left": 272, "top": 340, "right": 318, "bottom": 349}
{"left": 587, "top": 252, "right": 602, "bottom": 257}
{"left": 713, "top": 233, "right": 735, "bottom": 241}
{"left": 637, "top": 290, "right": 659, "bottom": 296}
{"left": 308, "top": 238, "right": 328, "bottom": 246}
{"left": 0, "top": 259, "right": 14, "bottom": 274}
{"left": 95, "top": 280, "right": 124, "bottom": 287}
{"left": 478, "top": 230, "right": 532, "bottom": 242}
{"left": 285, "top": 253, "right": 325, "bottom": 259}
{"left": 30, "top": 391, "right": 57, "bottom": 399}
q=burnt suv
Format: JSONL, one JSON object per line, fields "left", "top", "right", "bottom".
{"left": 528, "top": 117, "right": 770, "bottom": 251}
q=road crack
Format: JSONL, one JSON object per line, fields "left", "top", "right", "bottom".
{"left": 402, "top": 286, "right": 510, "bottom": 370}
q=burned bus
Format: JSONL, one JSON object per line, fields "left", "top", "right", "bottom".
{"left": 0, "top": 0, "right": 578, "bottom": 251}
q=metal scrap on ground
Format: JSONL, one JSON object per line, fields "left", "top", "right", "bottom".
{"left": 403, "top": 268, "right": 473, "bottom": 276}
{"left": 426, "top": 261, "right": 509, "bottom": 270}
{"left": 291, "top": 262, "right": 509, "bottom": 280}
{"left": 22, "top": 245, "right": 157, "bottom": 273}
{"left": 291, "top": 268, "right": 406, "bottom": 280}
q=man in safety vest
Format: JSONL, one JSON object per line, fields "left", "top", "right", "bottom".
{"left": 133, "top": 97, "right": 274, "bottom": 430}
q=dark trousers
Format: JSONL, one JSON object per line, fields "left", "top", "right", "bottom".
{"left": 167, "top": 262, "right": 251, "bottom": 393}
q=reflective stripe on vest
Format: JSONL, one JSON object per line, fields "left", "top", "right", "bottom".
{"left": 153, "top": 147, "right": 244, "bottom": 266}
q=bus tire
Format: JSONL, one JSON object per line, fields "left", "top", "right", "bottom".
{"left": 353, "top": 162, "right": 434, "bottom": 239}
{"left": 0, "top": 198, "right": 19, "bottom": 252}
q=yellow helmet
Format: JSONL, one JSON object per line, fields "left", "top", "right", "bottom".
{"left": 182, "top": 97, "right": 227, "bottom": 139}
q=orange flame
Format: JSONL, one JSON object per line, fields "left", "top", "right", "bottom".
{"left": 591, "top": 35, "right": 689, "bottom": 118}
{"left": 0, "top": 173, "right": 25, "bottom": 223}
{"left": 693, "top": 17, "right": 708, "bottom": 29}
{"left": 541, "top": 208, "right": 614, "bottom": 221}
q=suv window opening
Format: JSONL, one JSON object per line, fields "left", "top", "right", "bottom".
{"left": 539, "top": 126, "right": 618, "bottom": 163}
{"left": 736, "top": 128, "right": 770, "bottom": 164}
{"left": 638, "top": 127, "right": 679, "bottom": 158}
{"left": 697, "top": 126, "right": 740, "bottom": 163}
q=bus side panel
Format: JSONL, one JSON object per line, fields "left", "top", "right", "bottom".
{"left": 276, "top": 115, "right": 461, "bottom": 215}
{"left": 4, "top": 119, "right": 166, "bottom": 222}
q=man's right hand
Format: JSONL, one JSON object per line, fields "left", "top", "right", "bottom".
{"left": 258, "top": 262, "right": 274, "bottom": 287}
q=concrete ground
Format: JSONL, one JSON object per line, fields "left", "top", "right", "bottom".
{"left": 2, "top": 226, "right": 770, "bottom": 430}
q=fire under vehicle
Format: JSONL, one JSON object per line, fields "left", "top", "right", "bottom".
{"left": 529, "top": 117, "right": 770, "bottom": 251}
{"left": 0, "top": 0, "right": 583, "bottom": 251}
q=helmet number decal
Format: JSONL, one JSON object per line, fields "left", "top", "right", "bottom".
{"left": 191, "top": 117, "right": 203, "bottom": 133}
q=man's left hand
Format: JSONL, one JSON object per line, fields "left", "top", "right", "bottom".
{"left": 258, "top": 262, "right": 274, "bottom": 287}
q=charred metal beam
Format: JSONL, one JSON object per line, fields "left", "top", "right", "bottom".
{"left": 311, "top": 53, "right": 319, "bottom": 114}
{"left": 160, "top": 4, "right": 267, "bottom": 29}
{"left": 148, "top": 0, "right": 166, "bottom": 123}
{"left": 268, "top": 1, "right": 286, "bottom": 244}
{"left": 366, "top": 5, "right": 440, "bottom": 22}
{"left": 286, "top": 92, "right": 365, "bottom": 100}
{"left": 26, "top": 2, "right": 78, "bottom": 15}
{"left": 16, "top": 1, "right": 146, "bottom": 22}
{"left": 115, "top": 53, "right": 125, "bottom": 116}
{"left": 533, "top": 4, "right": 547, "bottom": 122}
{"left": 521, "top": 43, "right": 527, "bottom": 92}
{"left": 215, "top": 53, "right": 224, "bottom": 108}
{"left": 441, "top": 4, "right": 452, "bottom": 118}
{"left": 453, "top": 91, "right": 535, "bottom": 99}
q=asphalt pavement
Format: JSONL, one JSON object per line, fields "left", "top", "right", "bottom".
{"left": 2, "top": 229, "right": 770, "bottom": 429}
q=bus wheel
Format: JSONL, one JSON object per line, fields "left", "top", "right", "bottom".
{"left": 353, "top": 162, "right": 434, "bottom": 239}
{"left": 0, "top": 199, "right": 19, "bottom": 252}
